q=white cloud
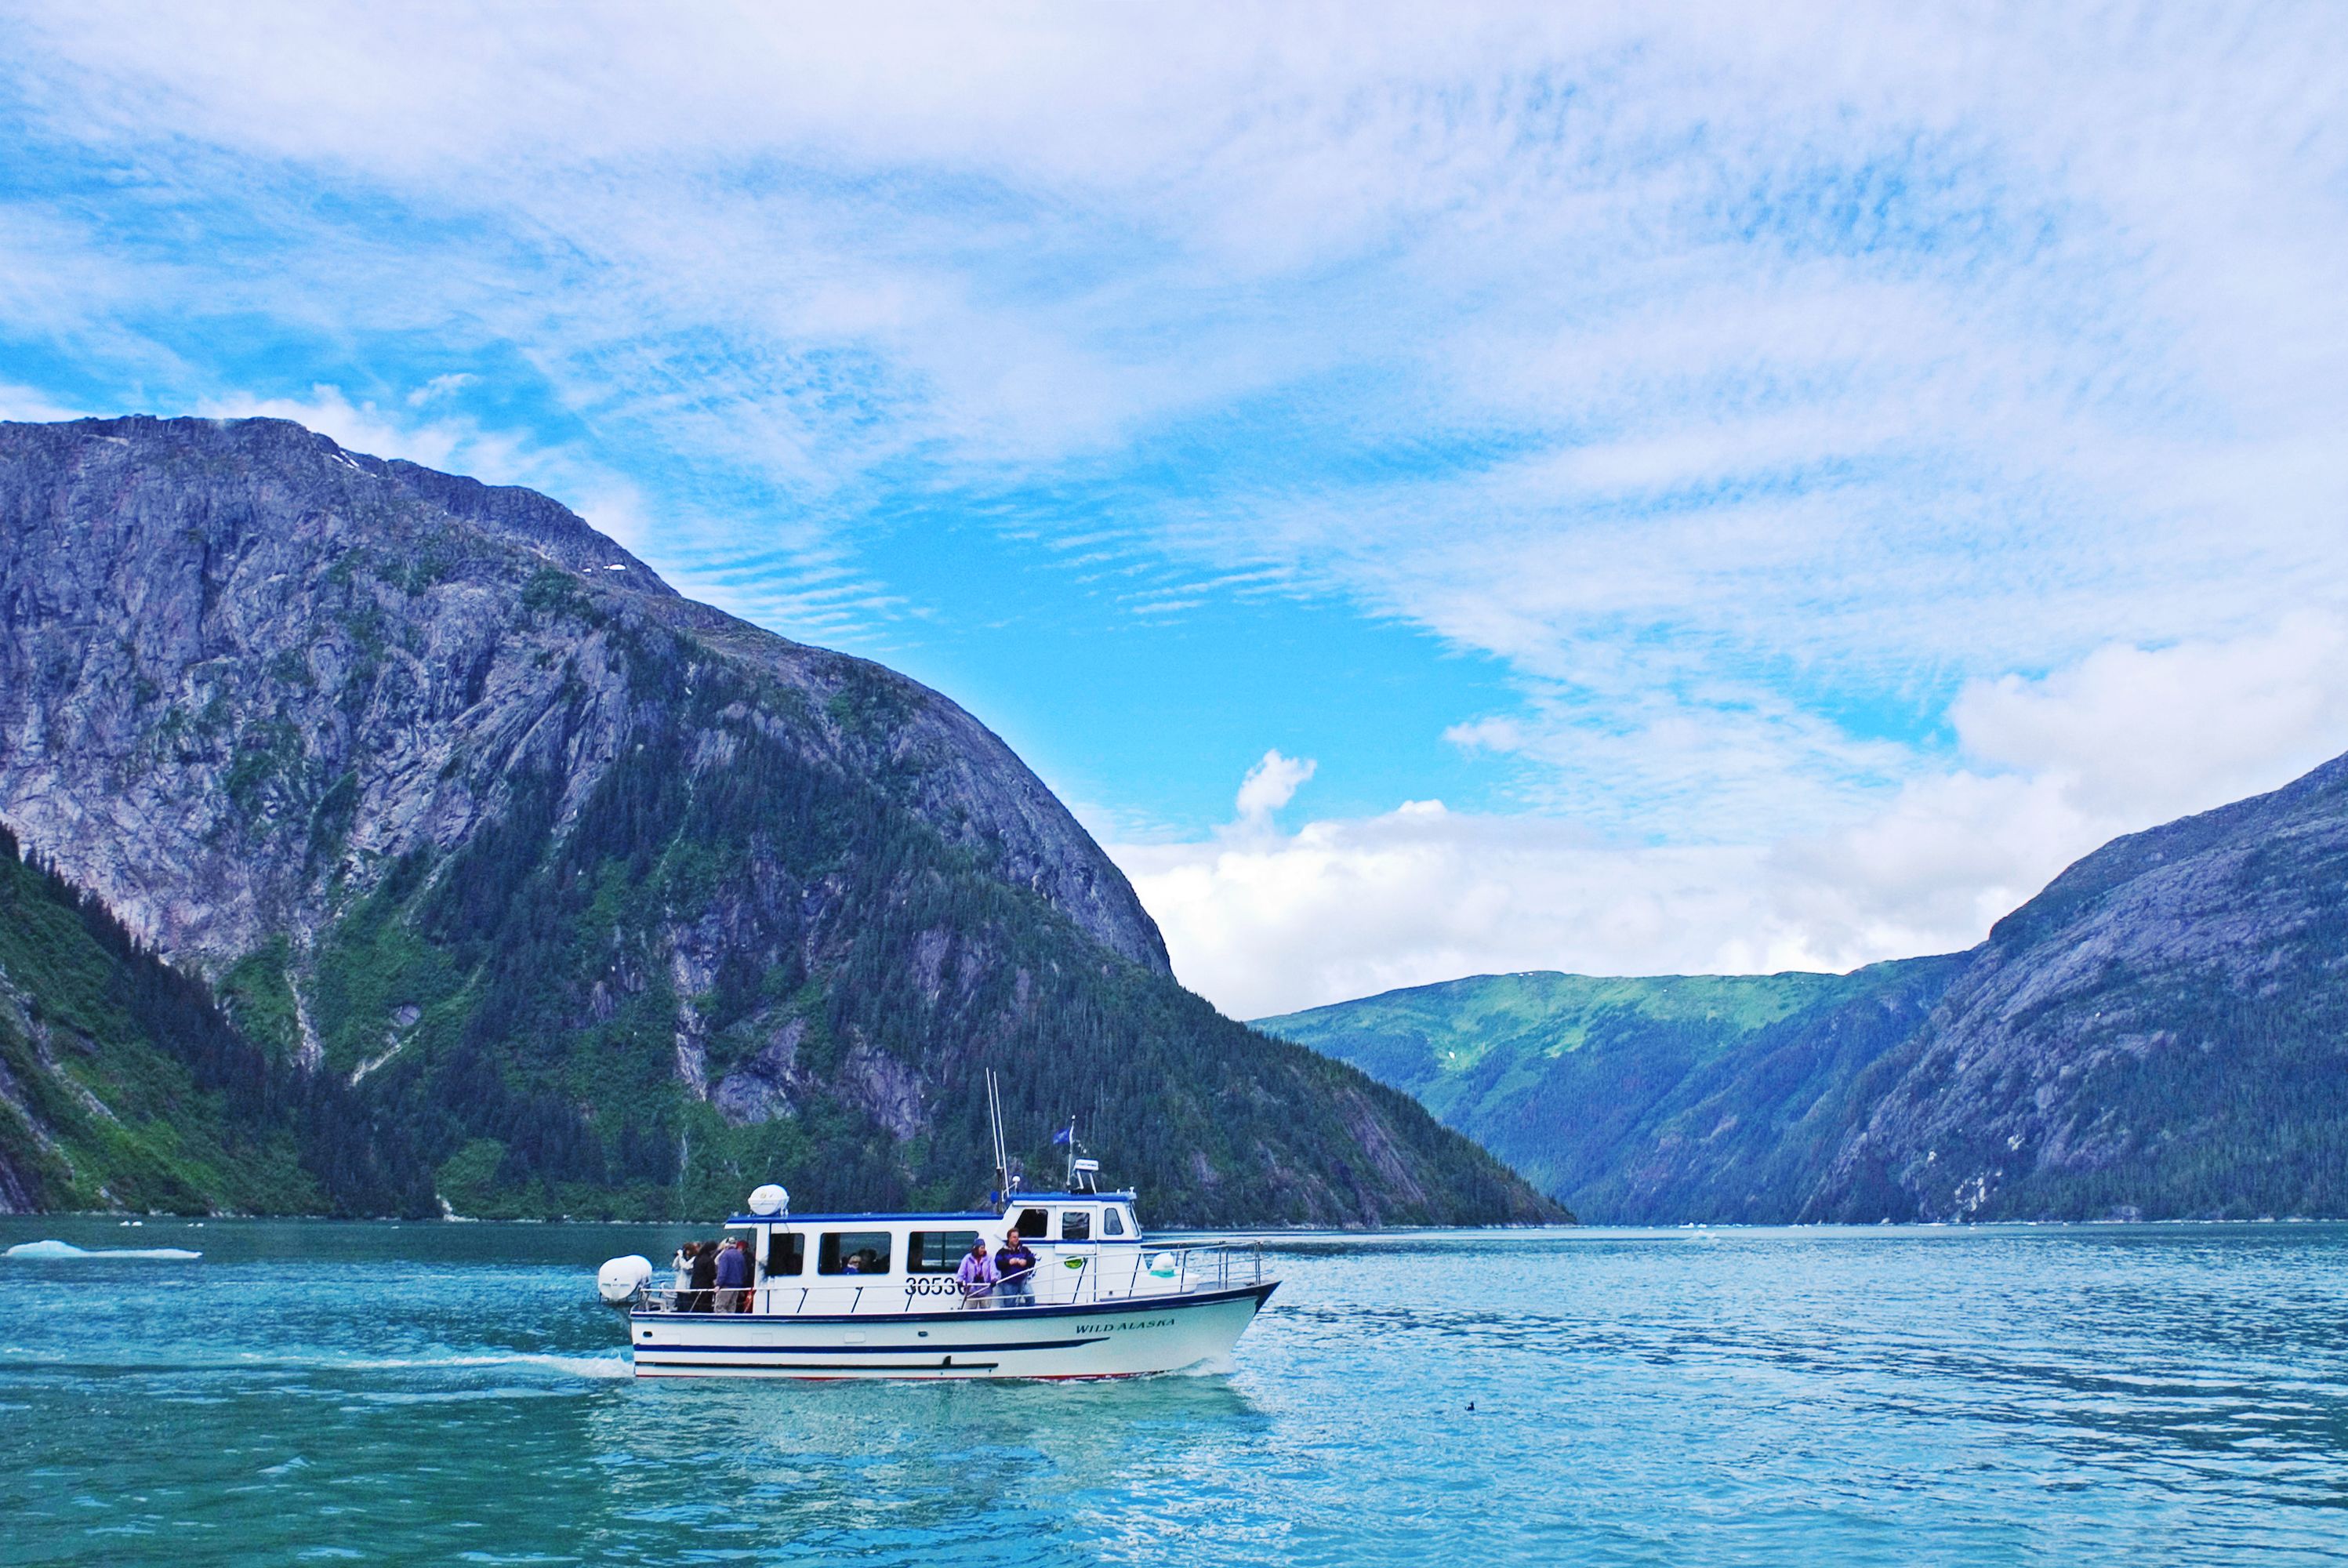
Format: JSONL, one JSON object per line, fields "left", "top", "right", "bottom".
{"left": 0, "top": 383, "right": 83, "bottom": 423}
{"left": 1126, "top": 619, "right": 2348, "bottom": 1018}
{"left": 1233, "top": 750, "right": 1316, "bottom": 826}
{"left": 1950, "top": 614, "right": 2348, "bottom": 826}
{"left": 201, "top": 384, "right": 520, "bottom": 481}
{"left": 196, "top": 384, "right": 682, "bottom": 568}
{"left": 407, "top": 372, "right": 477, "bottom": 407}
{"left": 1120, "top": 799, "right": 1787, "bottom": 1022}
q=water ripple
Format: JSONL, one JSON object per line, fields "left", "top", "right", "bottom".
{"left": 4, "top": 1219, "right": 2347, "bottom": 1565}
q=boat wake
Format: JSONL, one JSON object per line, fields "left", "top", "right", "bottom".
{"left": 0, "top": 1345, "right": 633, "bottom": 1383}
{"left": 6, "top": 1239, "right": 201, "bottom": 1261}
{"left": 337, "top": 1351, "right": 633, "bottom": 1380}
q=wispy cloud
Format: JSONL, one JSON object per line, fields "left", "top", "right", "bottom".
{"left": 5, "top": 3, "right": 2347, "bottom": 1007}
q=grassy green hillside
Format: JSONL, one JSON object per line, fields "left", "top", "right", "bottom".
{"left": 1259, "top": 960, "right": 1962, "bottom": 1215}
{"left": 1283, "top": 971, "right": 1856, "bottom": 1117}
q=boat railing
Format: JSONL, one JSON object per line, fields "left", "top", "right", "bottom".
{"left": 632, "top": 1240, "right": 1264, "bottom": 1316}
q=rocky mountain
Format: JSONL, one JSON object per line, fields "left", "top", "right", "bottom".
{"left": 0, "top": 416, "right": 1558, "bottom": 1225}
{"left": 1263, "top": 753, "right": 2348, "bottom": 1223}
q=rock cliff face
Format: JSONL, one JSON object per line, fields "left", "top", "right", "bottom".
{"left": 1806, "top": 754, "right": 2348, "bottom": 1222}
{"left": 1266, "top": 754, "right": 2348, "bottom": 1222}
{"left": 0, "top": 416, "right": 1164, "bottom": 974}
{"left": 0, "top": 416, "right": 1557, "bottom": 1225}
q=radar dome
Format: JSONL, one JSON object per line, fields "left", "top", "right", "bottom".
{"left": 748, "top": 1184, "right": 789, "bottom": 1216}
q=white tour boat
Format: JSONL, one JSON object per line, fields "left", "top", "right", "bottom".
{"left": 594, "top": 1083, "right": 1279, "bottom": 1380}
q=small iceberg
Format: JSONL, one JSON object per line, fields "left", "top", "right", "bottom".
{"left": 5, "top": 1239, "right": 201, "bottom": 1261}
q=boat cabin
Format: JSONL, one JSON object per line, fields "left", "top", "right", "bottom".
{"left": 996, "top": 1192, "right": 1141, "bottom": 1244}
{"left": 696, "top": 1191, "right": 1159, "bottom": 1315}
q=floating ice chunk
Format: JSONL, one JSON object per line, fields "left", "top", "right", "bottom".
{"left": 6, "top": 1239, "right": 201, "bottom": 1260}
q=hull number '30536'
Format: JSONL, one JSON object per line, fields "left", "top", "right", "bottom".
{"left": 903, "top": 1276, "right": 964, "bottom": 1298}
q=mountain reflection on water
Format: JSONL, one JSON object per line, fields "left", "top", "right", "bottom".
{"left": 3, "top": 1218, "right": 2345, "bottom": 1565}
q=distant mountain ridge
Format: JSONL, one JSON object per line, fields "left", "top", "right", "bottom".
{"left": 0, "top": 416, "right": 1557, "bottom": 1225}
{"left": 1262, "top": 754, "right": 2348, "bottom": 1222}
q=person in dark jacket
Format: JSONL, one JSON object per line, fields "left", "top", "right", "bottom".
{"left": 994, "top": 1232, "right": 1038, "bottom": 1308}
{"left": 686, "top": 1240, "right": 719, "bottom": 1312}
{"left": 714, "top": 1236, "right": 753, "bottom": 1313}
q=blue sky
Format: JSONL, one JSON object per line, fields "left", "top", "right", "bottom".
{"left": 5, "top": 4, "right": 2348, "bottom": 1014}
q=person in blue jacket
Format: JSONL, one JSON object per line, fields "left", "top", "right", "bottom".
{"left": 994, "top": 1232, "right": 1038, "bottom": 1308}
{"left": 713, "top": 1236, "right": 752, "bottom": 1313}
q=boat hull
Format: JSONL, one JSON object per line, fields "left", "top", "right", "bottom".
{"left": 627, "top": 1281, "right": 1276, "bottom": 1380}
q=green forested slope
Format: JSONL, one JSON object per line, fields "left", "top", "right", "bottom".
{"left": 0, "top": 825, "right": 429, "bottom": 1214}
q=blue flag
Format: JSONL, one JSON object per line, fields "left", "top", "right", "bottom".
{"left": 1053, "top": 1124, "right": 1072, "bottom": 1145}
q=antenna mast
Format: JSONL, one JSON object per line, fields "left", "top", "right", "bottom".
{"left": 985, "top": 1069, "right": 1009, "bottom": 1210}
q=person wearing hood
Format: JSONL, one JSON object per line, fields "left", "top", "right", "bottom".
{"left": 956, "top": 1235, "right": 999, "bottom": 1306}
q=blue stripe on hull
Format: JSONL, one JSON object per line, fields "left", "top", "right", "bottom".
{"left": 640, "top": 1334, "right": 1100, "bottom": 1355}
{"left": 638, "top": 1352, "right": 1004, "bottom": 1361}
{"left": 631, "top": 1281, "right": 1276, "bottom": 1327}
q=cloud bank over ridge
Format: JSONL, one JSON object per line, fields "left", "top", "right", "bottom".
{"left": 1119, "top": 617, "right": 2348, "bottom": 1018}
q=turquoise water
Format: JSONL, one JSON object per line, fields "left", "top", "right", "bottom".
{"left": 5, "top": 1218, "right": 2346, "bottom": 1565}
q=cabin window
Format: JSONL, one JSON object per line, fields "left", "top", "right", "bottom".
{"left": 1101, "top": 1207, "right": 1128, "bottom": 1238}
{"left": 1061, "top": 1209, "right": 1093, "bottom": 1242}
{"left": 766, "top": 1231, "right": 806, "bottom": 1277}
{"left": 908, "top": 1230, "right": 982, "bottom": 1273}
{"left": 1012, "top": 1207, "right": 1050, "bottom": 1239}
{"left": 817, "top": 1231, "right": 894, "bottom": 1276}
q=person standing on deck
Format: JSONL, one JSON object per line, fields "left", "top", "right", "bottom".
{"left": 957, "top": 1236, "right": 998, "bottom": 1307}
{"left": 995, "top": 1232, "right": 1038, "bottom": 1308}
{"left": 714, "top": 1237, "right": 751, "bottom": 1312}
{"left": 686, "top": 1240, "right": 719, "bottom": 1312}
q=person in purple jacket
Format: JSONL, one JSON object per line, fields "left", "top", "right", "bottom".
{"left": 956, "top": 1235, "right": 998, "bottom": 1306}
